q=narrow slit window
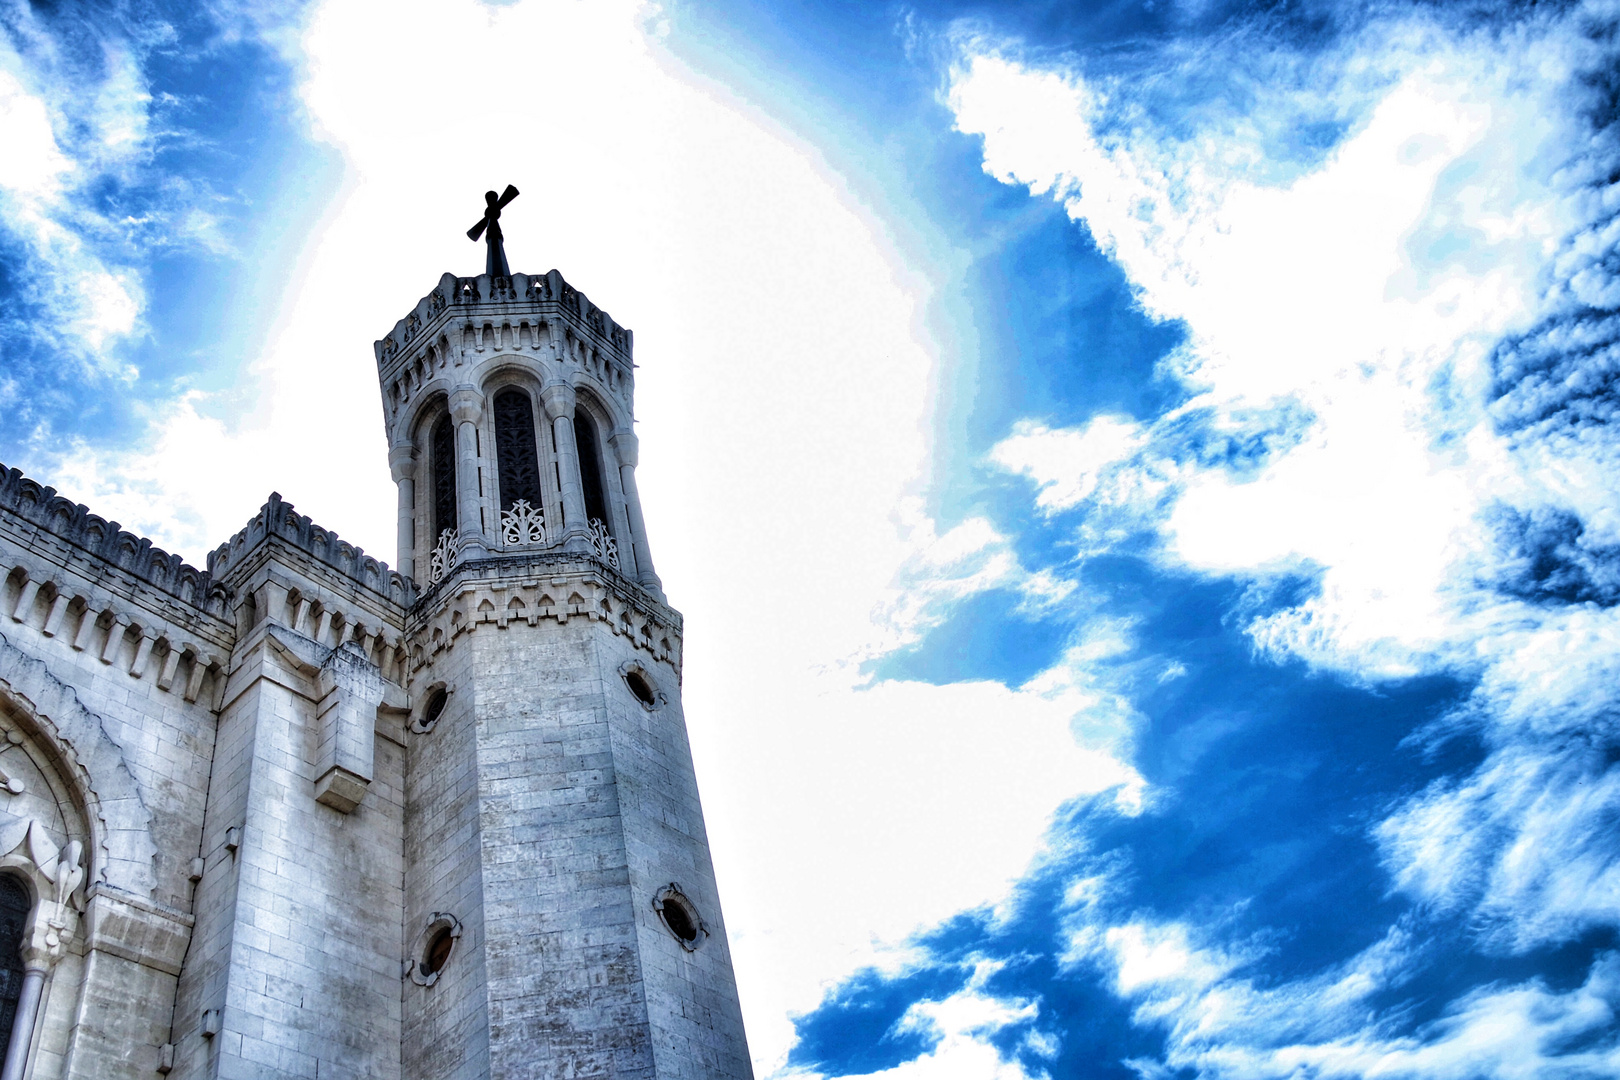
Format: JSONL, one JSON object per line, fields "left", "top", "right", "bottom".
{"left": 431, "top": 414, "right": 457, "bottom": 539}
{"left": 493, "top": 389, "right": 544, "bottom": 511}
{"left": 574, "top": 410, "right": 610, "bottom": 528}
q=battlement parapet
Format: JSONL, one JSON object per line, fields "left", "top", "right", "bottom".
{"left": 374, "top": 270, "right": 633, "bottom": 374}
{"left": 207, "top": 493, "right": 416, "bottom": 608}
{"left": 373, "top": 270, "right": 638, "bottom": 431}
{"left": 0, "top": 463, "right": 227, "bottom": 616}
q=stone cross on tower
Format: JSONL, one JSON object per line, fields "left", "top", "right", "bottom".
{"left": 466, "top": 184, "right": 519, "bottom": 279}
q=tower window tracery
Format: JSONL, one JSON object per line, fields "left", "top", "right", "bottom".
{"left": 430, "top": 413, "right": 457, "bottom": 541}
{"left": 493, "top": 389, "right": 544, "bottom": 511}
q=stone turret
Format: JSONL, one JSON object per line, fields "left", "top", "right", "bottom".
{"left": 375, "top": 270, "right": 658, "bottom": 598}
{"left": 378, "top": 269, "right": 752, "bottom": 1079}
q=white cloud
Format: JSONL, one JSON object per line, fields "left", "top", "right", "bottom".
{"left": 991, "top": 416, "right": 1147, "bottom": 513}
{"left": 0, "top": 31, "right": 146, "bottom": 379}
{"left": 0, "top": 65, "right": 70, "bottom": 197}
{"left": 862, "top": 497, "right": 1079, "bottom": 663}
{"left": 791, "top": 963, "right": 1050, "bottom": 1080}
{"left": 1070, "top": 911, "right": 1620, "bottom": 1079}
{"left": 948, "top": 3, "right": 1620, "bottom": 1071}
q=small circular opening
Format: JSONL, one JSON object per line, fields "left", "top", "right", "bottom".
{"left": 423, "top": 688, "right": 448, "bottom": 727}
{"left": 661, "top": 898, "right": 698, "bottom": 943}
{"left": 625, "top": 670, "right": 657, "bottom": 709}
{"left": 421, "top": 927, "right": 454, "bottom": 977}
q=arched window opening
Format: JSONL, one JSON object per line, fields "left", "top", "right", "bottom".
{"left": 431, "top": 413, "right": 457, "bottom": 541}
{"left": 0, "top": 875, "right": 28, "bottom": 1051}
{"left": 574, "top": 410, "right": 610, "bottom": 528}
{"left": 493, "top": 389, "right": 544, "bottom": 513}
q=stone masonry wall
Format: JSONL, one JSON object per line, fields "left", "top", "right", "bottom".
{"left": 404, "top": 551, "right": 751, "bottom": 1080}
{"left": 0, "top": 487, "right": 229, "bottom": 1080}
{"left": 466, "top": 608, "right": 657, "bottom": 1080}
{"left": 401, "top": 623, "right": 490, "bottom": 1080}
{"left": 593, "top": 632, "right": 752, "bottom": 1080}
{"left": 171, "top": 619, "right": 406, "bottom": 1080}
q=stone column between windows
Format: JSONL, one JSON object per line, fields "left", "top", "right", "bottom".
{"left": 0, "top": 963, "right": 45, "bottom": 1080}
{"left": 540, "top": 380, "right": 590, "bottom": 552}
{"left": 449, "top": 385, "right": 489, "bottom": 560}
{"left": 389, "top": 442, "right": 418, "bottom": 579}
{"left": 608, "top": 429, "right": 663, "bottom": 595}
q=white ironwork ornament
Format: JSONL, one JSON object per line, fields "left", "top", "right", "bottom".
{"left": 429, "top": 529, "right": 459, "bottom": 584}
{"left": 501, "top": 500, "right": 547, "bottom": 547}
{"left": 586, "top": 519, "right": 620, "bottom": 571}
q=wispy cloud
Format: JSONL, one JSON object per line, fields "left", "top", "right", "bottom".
{"left": 0, "top": 1, "right": 298, "bottom": 439}
{"left": 789, "top": 3, "right": 1620, "bottom": 1076}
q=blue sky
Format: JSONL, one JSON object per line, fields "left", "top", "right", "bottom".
{"left": 4, "top": 0, "right": 1620, "bottom": 1077}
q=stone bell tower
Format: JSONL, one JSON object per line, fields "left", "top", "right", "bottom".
{"left": 375, "top": 268, "right": 752, "bottom": 1078}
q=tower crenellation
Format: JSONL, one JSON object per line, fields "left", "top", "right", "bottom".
{"left": 375, "top": 271, "right": 636, "bottom": 439}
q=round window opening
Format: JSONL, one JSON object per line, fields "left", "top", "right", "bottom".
{"left": 423, "top": 688, "right": 449, "bottom": 727}
{"left": 421, "top": 926, "right": 455, "bottom": 978}
{"left": 663, "top": 900, "right": 698, "bottom": 943}
{"left": 625, "top": 670, "right": 657, "bottom": 709}
{"left": 654, "top": 884, "right": 706, "bottom": 950}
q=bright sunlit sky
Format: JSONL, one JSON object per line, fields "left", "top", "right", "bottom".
{"left": 5, "top": 0, "right": 1620, "bottom": 1076}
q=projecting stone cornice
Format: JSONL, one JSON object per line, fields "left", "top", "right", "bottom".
{"left": 406, "top": 551, "right": 683, "bottom": 679}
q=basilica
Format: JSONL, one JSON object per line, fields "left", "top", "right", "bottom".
{"left": 0, "top": 264, "right": 752, "bottom": 1078}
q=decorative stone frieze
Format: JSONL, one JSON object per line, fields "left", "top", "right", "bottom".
{"left": 586, "top": 517, "right": 621, "bottom": 570}
{"left": 428, "top": 529, "right": 458, "bottom": 584}
{"left": 499, "top": 500, "right": 546, "bottom": 547}
{"left": 405, "top": 550, "right": 683, "bottom": 675}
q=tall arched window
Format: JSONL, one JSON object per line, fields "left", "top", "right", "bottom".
{"left": 0, "top": 875, "right": 28, "bottom": 1051}
{"left": 493, "top": 389, "right": 543, "bottom": 512}
{"left": 431, "top": 413, "right": 457, "bottom": 540}
{"left": 574, "top": 410, "right": 610, "bottom": 529}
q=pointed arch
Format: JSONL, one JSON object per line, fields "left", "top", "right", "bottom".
{"left": 0, "top": 630, "right": 156, "bottom": 897}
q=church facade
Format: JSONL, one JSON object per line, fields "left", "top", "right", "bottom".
{"left": 0, "top": 268, "right": 753, "bottom": 1078}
